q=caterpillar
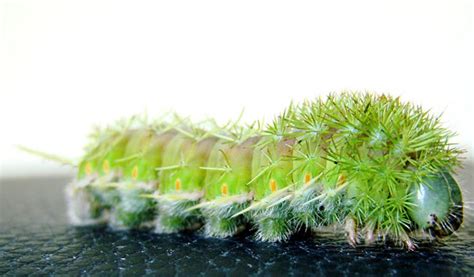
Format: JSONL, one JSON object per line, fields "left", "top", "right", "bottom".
{"left": 22, "top": 92, "right": 464, "bottom": 250}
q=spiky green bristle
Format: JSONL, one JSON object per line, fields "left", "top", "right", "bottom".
{"left": 109, "top": 185, "right": 156, "bottom": 229}
{"left": 155, "top": 197, "right": 202, "bottom": 233}
{"left": 201, "top": 202, "right": 249, "bottom": 238}
{"left": 43, "top": 92, "right": 462, "bottom": 249}
{"left": 253, "top": 202, "right": 294, "bottom": 242}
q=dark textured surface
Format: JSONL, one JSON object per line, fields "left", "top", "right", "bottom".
{"left": 1, "top": 176, "right": 473, "bottom": 276}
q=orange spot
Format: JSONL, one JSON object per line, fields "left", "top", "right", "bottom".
{"left": 269, "top": 179, "right": 277, "bottom": 193}
{"left": 131, "top": 165, "right": 138, "bottom": 180}
{"left": 337, "top": 175, "right": 346, "bottom": 186}
{"left": 221, "top": 183, "right": 228, "bottom": 196}
{"left": 102, "top": 160, "right": 110, "bottom": 174}
{"left": 175, "top": 178, "right": 181, "bottom": 191}
{"left": 304, "top": 173, "right": 312, "bottom": 185}
{"left": 85, "top": 162, "right": 92, "bottom": 176}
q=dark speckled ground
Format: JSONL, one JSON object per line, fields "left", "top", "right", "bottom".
{"left": 1, "top": 175, "right": 473, "bottom": 276}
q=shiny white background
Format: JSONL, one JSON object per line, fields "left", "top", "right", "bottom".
{"left": 0, "top": 0, "right": 472, "bottom": 182}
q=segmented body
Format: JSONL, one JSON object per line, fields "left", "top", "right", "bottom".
{"left": 65, "top": 93, "right": 463, "bottom": 249}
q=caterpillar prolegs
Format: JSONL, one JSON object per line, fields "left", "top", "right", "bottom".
{"left": 27, "top": 93, "right": 464, "bottom": 250}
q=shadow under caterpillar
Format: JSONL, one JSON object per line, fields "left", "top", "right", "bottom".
{"left": 22, "top": 92, "right": 464, "bottom": 250}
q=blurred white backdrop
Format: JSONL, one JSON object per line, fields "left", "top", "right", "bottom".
{"left": 0, "top": 0, "right": 473, "bottom": 179}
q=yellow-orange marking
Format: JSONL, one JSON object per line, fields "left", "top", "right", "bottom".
{"left": 131, "top": 165, "right": 139, "bottom": 180}
{"left": 337, "top": 175, "right": 346, "bottom": 186}
{"left": 85, "top": 162, "right": 92, "bottom": 176}
{"left": 102, "top": 160, "right": 110, "bottom": 174}
{"left": 304, "top": 172, "right": 312, "bottom": 185}
{"left": 175, "top": 178, "right": 182, "bottom": 191}
{"left": 221, "top": 183, "right": 228, "bottom": 196}
{"left": 270, "top": 179, "right": 277, "bottom": 193}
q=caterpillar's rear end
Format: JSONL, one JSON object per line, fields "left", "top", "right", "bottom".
{"left": 63, "top": 92, "right": 463, "bottom": 250}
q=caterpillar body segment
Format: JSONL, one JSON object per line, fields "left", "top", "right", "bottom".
{"left": 200, "top": 136, "right": 260, "bottom": 238}
{"left": 249, "top": 137, "right": 297, "bottom": 242}
{"left": 155, "top": 133, "right": 219, "bottom": 233}
{"left": 33, "top": 92, "right": 463, "bottom": 250}
{"left": 109, "top": 129, "right": 175, "bottom": 229}
{"left": 67, "top": 130, "right": 134, "bottom": 224}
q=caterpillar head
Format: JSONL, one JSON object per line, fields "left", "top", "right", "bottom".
{"left": 408, "top": 171, "right": 463, "bottom": 238}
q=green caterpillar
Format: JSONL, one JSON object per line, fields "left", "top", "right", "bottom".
{"left": 23, "top": 92, "right": 464, "bottom": 250}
